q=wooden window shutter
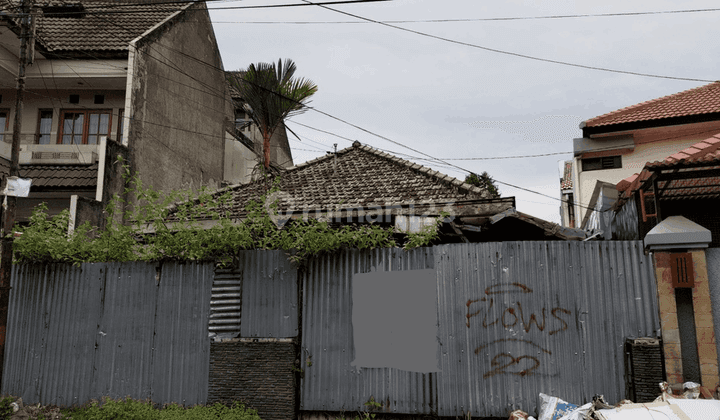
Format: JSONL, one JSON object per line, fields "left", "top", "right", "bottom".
{"left": 670, "top": 253, "right": 694, "bottom": 288}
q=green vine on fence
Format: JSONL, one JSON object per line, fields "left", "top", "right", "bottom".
{"left": 12, "top": 168, "right": 445, "bottom": 264}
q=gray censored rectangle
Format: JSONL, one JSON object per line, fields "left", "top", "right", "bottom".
{"left": 351, "top": 269, "right": 440, "bottom": 372}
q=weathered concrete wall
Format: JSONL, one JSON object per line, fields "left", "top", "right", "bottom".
{"left": 224, "top": 131, "right": 257, "bottom": 185}
{"left": 128, "top": 3, "right": 226, "bottom": 194}
{"left": 72, "top": 195, "right": 104, "bottom": 233}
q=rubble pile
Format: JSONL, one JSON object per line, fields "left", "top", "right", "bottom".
{"left": 509, "top": 382, "right": 720, "bottom": 420}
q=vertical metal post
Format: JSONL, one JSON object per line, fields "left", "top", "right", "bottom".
{"left": 0, "top": 0, "right": 31, "bottom": 385}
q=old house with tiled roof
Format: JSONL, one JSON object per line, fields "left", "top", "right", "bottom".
{"left": 0, "top": 1, "right": 261, "bottom": 224}
{"left": 569, "top": 81, "right": 720, "bottom": 233}
{"left": 171, "top": 142, "right": 589, "bottom": 242}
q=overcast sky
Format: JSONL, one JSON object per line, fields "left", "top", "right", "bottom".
{"left": 208, "top": 0, "right": 719, "bottom": 224}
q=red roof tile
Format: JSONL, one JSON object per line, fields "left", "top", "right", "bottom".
{"left": 584, "top": 81, "right": 720, "bottom": 128}
{"left": 616, "top": 135, "right": 720, "bottom": 203}
{"left": 560, "top": 160, "right": 572, "bottom": 190}
{"left": 646, "top": 134, "right": 720, "bottom": 169}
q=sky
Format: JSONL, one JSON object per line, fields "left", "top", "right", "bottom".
{"left": 207, "top": 0, "right": 720, "bottom": 224}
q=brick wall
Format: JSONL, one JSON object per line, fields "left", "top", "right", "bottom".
{"left": 209, "top": 339, "right": 297, "bottom": 420}
{"left": 654, "top": 250, "right": 719, "bottom": 389}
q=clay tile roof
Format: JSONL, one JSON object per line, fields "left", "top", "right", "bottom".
{"left": 646, "top": 134, "right": 720, "bottom": 169}
{"left": 560, "top": 160, "right": 572, "bottom": 190}
{"left": 177, "top": 142, "right": 491, "bottom": 220}
{"left": 616, "top": 134, "right": 720, "bottom": 202}
{"left": 3, "top": 0, "right": 189, "bottom": 53}
{"left": 583, "top": 81, "right": 720, "bottom": 128}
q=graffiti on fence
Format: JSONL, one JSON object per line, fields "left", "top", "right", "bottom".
{"left": 465, "top": 282, "right": 574, "bottom": 379}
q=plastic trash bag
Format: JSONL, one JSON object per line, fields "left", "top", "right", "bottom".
{"left": 538, "top": 393, "right": 579, "bottom": 420}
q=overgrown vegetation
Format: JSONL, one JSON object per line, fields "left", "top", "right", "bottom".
{"left": 12, "top": 167, "right": 443, "bottom": 265}
{"left": 0, "top": 396, "right": 261, "bottom": 420}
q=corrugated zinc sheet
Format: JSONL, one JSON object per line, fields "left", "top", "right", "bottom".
{"left": 210, "top": 267, "right": 243, "bottom": 337}
{"left": 239, "top": 250, "right": 298, "bottom": 338}
{"left": 2, "top": 261, "right": 214, "bottom": 406}
{"left": 300, "top": 247, "right": 438, "bottom": 414}
{"left": 435, "top": 241, "right": 660, "bottom": 417}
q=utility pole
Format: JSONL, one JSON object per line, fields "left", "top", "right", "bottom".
{"left": 0, "top": 0, "right": 32, "bottom": 384}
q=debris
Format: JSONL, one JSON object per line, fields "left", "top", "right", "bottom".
{"left": 508, "top": 409, "right": 534, "bottom": 420}
{"left": 682, "top": 382, "right": 701, "bottom": 399}
{"left": 508, "top": 409, "right": 536, "bottom": 420}
{"left": 593, "top": 399, "right": 720, "bottom": 420}
{"left": 556, "top": 402, "right": 591, "bottom": 420}
{"left": 538, "top": 393, "right": 578, "bottom": 420}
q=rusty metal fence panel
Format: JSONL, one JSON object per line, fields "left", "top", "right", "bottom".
{"left": 2, "top": 261, "right": 213, "bottom": 406}
{"left": 300, "top": 247, "right": 438, "bottom": 415}
{"left": 435, "top": 241, "right": 659, "bottom": 417}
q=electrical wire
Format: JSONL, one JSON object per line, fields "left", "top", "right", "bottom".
{"left": 299, "top": 0, "right": 714, "bottom": 83}
{"left": 211, "top": 7, "right": 720, "bottom": 24}
{"left": 6, "top": 1, "right": 706, "bottom": 216}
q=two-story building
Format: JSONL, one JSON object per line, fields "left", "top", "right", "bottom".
{"left": 0, "top": 0, "right": 270, "bottom": 224}
{"left": 563, "top": 81, "right": 720, "bottom": 233}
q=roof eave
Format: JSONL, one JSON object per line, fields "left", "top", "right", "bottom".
{"left": 582, "top": 112, "right": 720, "bottom": 137}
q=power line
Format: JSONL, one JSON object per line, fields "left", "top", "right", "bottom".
{"left": 299, "top": 0, "right": 714, "bottom": 83}
{"left": 8, "top": 0, "right": 389, "bottom": 17}
{"left": 212, "top": 7, "right": 720, "bottom": 24}
{"left": 7, "top": 2, "right": 695, "bottom": 216}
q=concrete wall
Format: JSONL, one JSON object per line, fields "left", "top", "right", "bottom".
{"left": 224, "top": 132, "right": 257, "bottom": 185}
{"left": 128, "top": 2, "right": 226, "bottom": 194}
{"left": 574, "top": 120, "right": 720, "bottom": 224}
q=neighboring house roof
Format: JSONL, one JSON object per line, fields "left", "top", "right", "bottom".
{"left": 488, "top": 208, "right": 589, "bottom": 241}
{"left": 2, "top": 1, "right": 189, "bottom": 55}
{"left": 583, "top": 81, "right": 720, "bottom": 130}
{"left": 19, "top": 164, "right": 98, "bottom": 188}
{"left": 172, "top": 141, "right": 492, "bottom": 221}
{"left": 0, "top": 158, "right": 97, "bottom": 188}
{"left": 646, "top": 134, "right": 720, "bottom": 169}
{"left": 560, "top": 160, "right": 573, "bottom": 190}
{"left": 616, "top": 134, "right": 720, "bottom": 202}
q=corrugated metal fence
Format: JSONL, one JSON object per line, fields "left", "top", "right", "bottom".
{"left": 3, "top": 261, "right": 215, "bottom": 406}
{"left": 2, "top": 243, "right": 659, "bottom": 417}
{"left": 300, "top": 241, "right": 660, "bottom": 417}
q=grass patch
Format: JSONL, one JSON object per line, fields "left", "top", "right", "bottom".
{"left": 2, "top": 397, "right": 261, "bottom": 420}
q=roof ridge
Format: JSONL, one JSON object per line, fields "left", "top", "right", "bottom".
{"left": 584, "top": 81, "right": 720, "bottom": 128}
{"left": 352, "top": 142, "right": 489, "bottom": 197}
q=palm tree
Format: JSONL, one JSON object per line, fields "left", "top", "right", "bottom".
{"left": 229, "top": 59, "right": 318, "bottom": 170}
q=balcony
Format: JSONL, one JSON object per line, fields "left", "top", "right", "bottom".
{"left": 0, "top": 141, "right": 100, "bottom": 165}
